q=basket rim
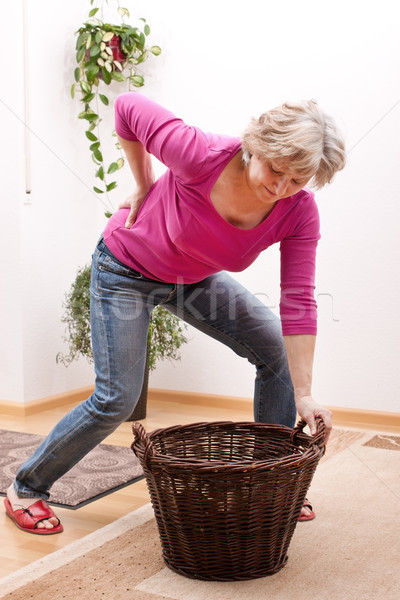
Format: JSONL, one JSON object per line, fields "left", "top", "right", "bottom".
{"left": 132, "top": 420, "right": 324, "bottom": 471}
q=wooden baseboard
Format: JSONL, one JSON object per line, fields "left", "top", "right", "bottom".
{"left": 1, "top": 386, "right": 399, "bottom": 432}
{"left": 327, "top": 406, "right": 400, "bottom": 432}
{"left": 148, "top": 389, "right": 400, "bottom": 432}
{"left": 148, "top": 388, "right": 253, "bottom": 410}
{"left": 0, "top": 386, "right": 95, "bottom": 417}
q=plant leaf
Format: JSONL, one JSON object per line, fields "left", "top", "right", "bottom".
{"left": 86, "top": 64, "right": 100, "bottom": 82}
{"left": 150, "top": 45, "right": 162, "bottom": 56}
{"left": 96, "top": 166, "right": 104, "bottom": 180}
{"left": 92, "top": 148, "right": 103, "bottom": 162}
{"left": 144, "top": 24, "right": 150, "bottom": 36}
{"left": 106, "top": 181, "right": 118, "bottom": 192}
{"left": 118, "top": 7, "right": 130, "bottom": 18}
{"left": 76, "top": 32, "right": 87, "bottom": 50}
{"left": 102, "top": 31, "right": 114, "bottom": 43}
{"left": 131, "top": 74, "right": 144, "bottom": 87}
{"left": 85, "top": 131, "right": 98, "bottom": 142}
{"left": 99, "top": 93, "right": 109, "bottom": 106}
{"left": 104, "top": 210, "right": 113, "bottom": 218}
{"left": 90, "top": 44, "right": 101, "bottom": 57}
{"left": 101, "top": 67, "right": 112, "bottom": 84}
{"left": 80, "top": 81, "right": 92, "bottom": 94}
{"left": 89, "top": 8, "right": 99, "bottom": 17}
{"left": 82, "top": 113, "right": 99, "bottom": 122}
{"left": 136, "top": 50, "right": 149, "bottom": 65}
{"left": 117, "top": 157, "right": 125, "bottom": 169}
{"left": 93, "top": 186, "right": 104, "bottom": 193}
{"left": 107, "top": 162, "right": 119, "bottom": 174}
{"left": 82, "top": 92, "right": 96, "bottom": 103}
{"left": 110, "top": 71, "right": 125, "bottom": 82}
{"left": 71, "top": 83, "right": 76, "bottom": 99}
{"left": 76, "top": 47, "right": 86, "bottom": 63}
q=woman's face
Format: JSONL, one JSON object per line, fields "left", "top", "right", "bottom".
{"left": 246, "top": 155, "right": 312, "bottom": 205}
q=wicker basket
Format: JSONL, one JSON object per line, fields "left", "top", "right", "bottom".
{"left": 131, "top": 419, "right": 325, "bottom": 581}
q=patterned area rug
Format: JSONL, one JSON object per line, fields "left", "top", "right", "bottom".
{"left": 0, "top": 429, "right": 143, "bottom": 508}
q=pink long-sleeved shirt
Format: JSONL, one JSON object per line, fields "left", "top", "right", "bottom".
{"left": 103, "top": 93, "right": 320, "bottom": 335}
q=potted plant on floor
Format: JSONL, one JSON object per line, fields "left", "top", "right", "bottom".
{"left": 56, "top": 264, "right": 187, "bottom": 420}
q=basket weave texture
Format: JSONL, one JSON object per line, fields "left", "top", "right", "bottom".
{"left": 131, "top": 419, "right": 325, "bottom": 581}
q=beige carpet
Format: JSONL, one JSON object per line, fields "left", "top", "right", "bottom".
{"left": 1, "top": 428, "right": 399, "bottom": 600}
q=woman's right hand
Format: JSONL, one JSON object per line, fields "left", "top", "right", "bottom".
{"left": 119, "top": 186, "right": 152, "bottom": 228}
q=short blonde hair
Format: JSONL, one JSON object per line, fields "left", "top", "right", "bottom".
{"left": 241, "top": 100, "right": 346, "bottom": 189}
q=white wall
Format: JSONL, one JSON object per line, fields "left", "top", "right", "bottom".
{"left": 1, "top": 0, "right": 399, "bottom": 413}
{"left": 0, "top": 1, "right": 25, "bottom": 403}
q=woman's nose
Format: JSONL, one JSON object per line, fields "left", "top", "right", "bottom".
{"left": 272, "top": 176, "right": 288, "bottom": 196}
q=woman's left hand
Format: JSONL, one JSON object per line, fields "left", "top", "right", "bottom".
{"left": 295, "top": 395, "right": 332, "bottom": 443}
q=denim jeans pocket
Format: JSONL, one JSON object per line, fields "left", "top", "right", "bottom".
{"left": 95, "top": 241, "right": 145, "bottom": 280}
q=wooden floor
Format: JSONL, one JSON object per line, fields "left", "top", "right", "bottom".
{"left": 0, "top": 393, "right": 254, "bottom": 578}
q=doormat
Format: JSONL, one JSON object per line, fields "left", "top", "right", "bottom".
{"left": 0, "top": 429, "right": 143, "bottom": 509}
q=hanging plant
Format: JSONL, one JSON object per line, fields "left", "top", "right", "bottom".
{"left": 71, "top": 1, "right": 161, "bottom": 213}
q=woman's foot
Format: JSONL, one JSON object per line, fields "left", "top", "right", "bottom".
{"left": 6, "top": 484, "right": 61, "bottom": 531}
{"left": 299, "top": 498, "right": 315, "bottom": 522}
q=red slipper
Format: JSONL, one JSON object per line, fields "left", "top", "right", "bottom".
{"left": 298, "top": 498, "right": 316, "bottom": 522}
{"left": 4, "top": 497, "right": 63, "bottom": 535}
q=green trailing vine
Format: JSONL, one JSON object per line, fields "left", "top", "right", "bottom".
{"left": 71, "top": 0, "right": 161, "bottom": 212}
{"left": 61, "top": 5, "right": 186, "bottom": 373}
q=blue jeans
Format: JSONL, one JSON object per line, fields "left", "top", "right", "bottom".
{"left": 14, "top": 239, "right": 295, "bottom": 499}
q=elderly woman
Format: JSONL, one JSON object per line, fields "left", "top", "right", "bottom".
{"left": 5, "top": 93, "right": 345, "bottom": 533}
